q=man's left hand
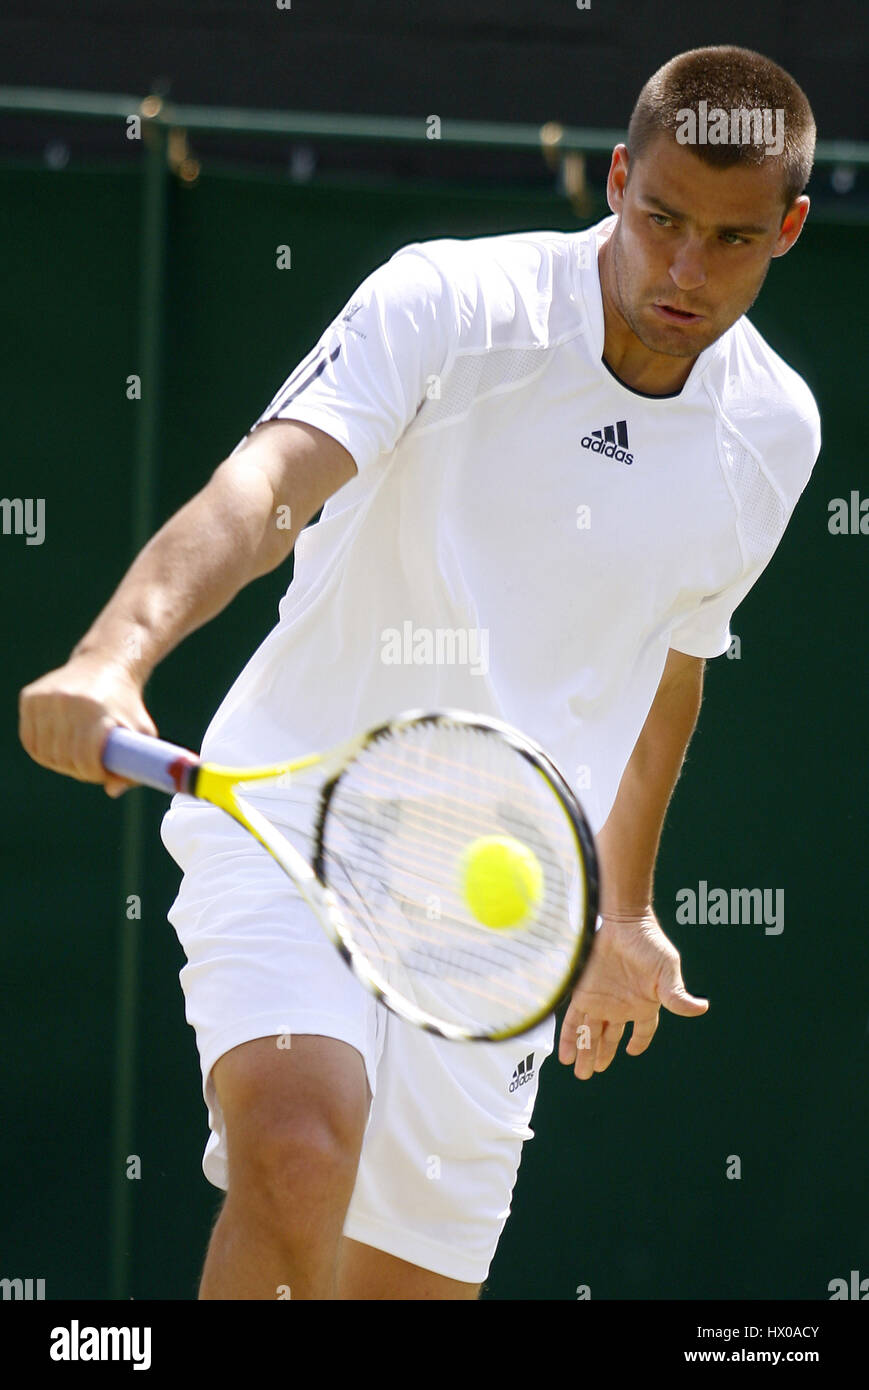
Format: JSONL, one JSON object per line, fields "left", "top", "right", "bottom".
{"left": 558, "top": 908, "right": 709, "bottom": 1080}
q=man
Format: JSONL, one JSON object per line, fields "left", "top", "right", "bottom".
{"left": 19, "top": 45, "right": 821, "bottom": 1300}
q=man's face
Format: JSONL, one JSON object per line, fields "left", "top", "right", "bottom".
{"left": 603, "top": 134, "right": 807, "bottom": 360}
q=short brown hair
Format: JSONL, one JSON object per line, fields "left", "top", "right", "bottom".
{"left": 627, "top": 46, "right": 816, "bottom": 210}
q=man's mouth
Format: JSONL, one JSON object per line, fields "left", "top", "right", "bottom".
{"left": 652, "top": 302, "right": 703, "bottom": 323}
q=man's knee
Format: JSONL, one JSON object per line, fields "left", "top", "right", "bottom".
{"left": 212, "top": 1034, "right": 369, "bottom": 1216}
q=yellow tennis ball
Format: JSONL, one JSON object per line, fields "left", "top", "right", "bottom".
{"left": 459, "top": 835, "right": 543, "bottom": 928}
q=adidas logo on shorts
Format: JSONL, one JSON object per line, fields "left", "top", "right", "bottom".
{"left": 509, "top": 1053, "right": 535, "bottom": 1092}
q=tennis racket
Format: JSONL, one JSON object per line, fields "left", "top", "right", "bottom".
{"left": 103, "top": 709, "right": 598, "bottom": 1042}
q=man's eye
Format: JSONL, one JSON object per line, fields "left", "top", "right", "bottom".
{"left": 650, "top": 213, "right": 672, "bottom": 227}
{"left": 721, "top": 232, "right": 748, "bottom": 245}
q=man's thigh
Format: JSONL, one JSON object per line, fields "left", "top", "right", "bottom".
{"left": 212, "top": 1034, "right": 372, "bottom": 1182}
{"left": 162, "top": 800, "right": 382, "bottom": 1191}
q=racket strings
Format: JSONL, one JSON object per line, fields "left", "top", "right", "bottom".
{"left": 240, "top": 744, "right": 572, "bottom": 845}
{"left": 328, "top": 795, "right": 567, "bottom": 917}
{"left": 325, "top": 841, "right": 566, "bottom": 998}
{"left": 316, "top": 720, "right": 586, "bottom": 1032}
{"left": 321, "top": 845, "right": 544, "bottom": 1010}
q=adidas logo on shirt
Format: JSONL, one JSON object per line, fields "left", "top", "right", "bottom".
{"left": 581, "top": 420, "right": 634, "bottom": 465}
{"left": 509, "top": 1053, "right": 535, "bottom": 1092}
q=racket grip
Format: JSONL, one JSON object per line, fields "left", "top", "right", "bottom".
{"left": 103, "top": 727, "right": 200, "bottom": 795}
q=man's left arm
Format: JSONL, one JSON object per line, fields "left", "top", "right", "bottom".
{"left": 559, "top": 647, "right": 710, "bottom": 1080}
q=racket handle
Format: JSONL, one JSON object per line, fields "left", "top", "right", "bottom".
{"left": 103, "top": 727, "right": 200, "bottom": 796}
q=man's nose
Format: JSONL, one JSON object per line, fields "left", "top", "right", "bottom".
{"left": 668, "top": 239, "right": 707, "bottom": 292}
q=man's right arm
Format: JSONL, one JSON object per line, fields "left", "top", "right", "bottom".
{"left": 18, "top": 420, "right": 356, "bottom": 793}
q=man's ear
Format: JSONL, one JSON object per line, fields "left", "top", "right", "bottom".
{"left": 606, "top": 144, "right": 630, "bottom": 216}
{"left": 772, "top": 194, "right": 810, "bottom": 258}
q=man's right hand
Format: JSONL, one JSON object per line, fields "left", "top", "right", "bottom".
{"left": 18, "top": 421, "right": 358, "bottom": 800}
{"left": 18, "top": 655, "right": 158, "bottom": 797}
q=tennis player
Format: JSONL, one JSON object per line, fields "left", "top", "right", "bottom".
{"left": 20, "top": 46, "right": 820, "bottom": 1299}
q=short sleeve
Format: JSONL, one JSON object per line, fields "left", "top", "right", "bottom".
{"left": 669, "top": 393, "right": 821, "bottom": 660}
{"left": 668, "top": 567, "right": 766, "bottom": 658}
{"left": 235, "top": 245, "right": 460, "bottom": 472}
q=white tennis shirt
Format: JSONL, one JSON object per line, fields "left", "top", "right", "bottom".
{"left": 196, "top": 214, "right": 821, "bottom": 835}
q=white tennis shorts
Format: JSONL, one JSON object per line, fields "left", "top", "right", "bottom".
{"left": 160, "top": 795, "right": 556, "bottom": 1284}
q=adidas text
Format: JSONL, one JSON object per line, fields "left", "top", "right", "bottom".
{"left": 510, "top": 1054, "right": 535, "bottom": 1092}
{"left": 581, "top": 422, "right": 634, "bottom": 465}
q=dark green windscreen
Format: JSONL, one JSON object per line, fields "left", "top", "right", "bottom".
{"left": 1, "top": 162, "right": 864, "bottom": 1298}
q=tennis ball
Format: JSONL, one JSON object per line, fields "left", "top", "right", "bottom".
{"left": 459, "top": 835, "right": 543, "bottom": 928}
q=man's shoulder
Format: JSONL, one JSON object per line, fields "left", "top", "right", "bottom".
{"left": 720, "top": 315, "right": 820, "bottom": 435}
{"left": 395, "top": 226, "right": 587, "bottom": 276}
{"left": 389, "top": 227, "right": 591, "bottom": 348}
{"left": 711, "top": 315, "right": 822, "bottom": 494}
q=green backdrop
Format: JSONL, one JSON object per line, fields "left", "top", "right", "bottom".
{"left": 1, "top": 160, "right": 865, "bottom": 1299}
